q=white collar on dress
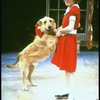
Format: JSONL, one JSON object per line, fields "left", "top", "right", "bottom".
{"left": 64, "top": 4, "right": 80, "bottom": 15}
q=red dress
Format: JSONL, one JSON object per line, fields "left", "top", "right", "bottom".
{"left": 51, "top": 5, "right": 80, "bottom": 72}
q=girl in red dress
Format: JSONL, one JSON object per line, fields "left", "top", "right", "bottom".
{"left": 51, "top": 0, "right": 80, "bottom": 99}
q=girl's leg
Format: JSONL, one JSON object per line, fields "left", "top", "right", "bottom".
{"left": 55, "top": 71, "right": 76, "bottom": 99}
{"left": 65, "top": 71, "right": 76, "bottom": 100}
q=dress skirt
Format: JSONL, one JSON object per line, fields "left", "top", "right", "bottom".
{"left": 51, "top": 34, "right": 77, "bottom": 72}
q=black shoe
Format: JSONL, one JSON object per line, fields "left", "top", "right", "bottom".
{"left": 61, "top": 94, "right": 69, "bottom": 97}
{"left": 55, "top": 93, "right": 69, "bottom": 99}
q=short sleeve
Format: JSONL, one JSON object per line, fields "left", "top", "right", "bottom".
{"left": 69, "top": 6, "right": 80, "bottom": 29}
{"left": 62, "top": 5, "right": 80, "bottom": 29}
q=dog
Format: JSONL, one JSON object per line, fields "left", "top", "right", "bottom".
{"left": 6, "top": 16, "right": 57, "bottom": 91}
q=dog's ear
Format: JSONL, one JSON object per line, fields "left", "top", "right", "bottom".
{"left": 35, "top": 22, "right": 42, "bottom": 37}
{"left": 37, "top": 21, "right": 42, "bottom": 26}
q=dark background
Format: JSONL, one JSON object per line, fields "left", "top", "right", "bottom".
{"left": 1, "top": 0, "right": 99, "bottom": 53}
{"left": 1, "top": 0, "right": 46, "bottom": 53}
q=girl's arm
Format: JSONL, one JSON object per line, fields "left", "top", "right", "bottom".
{"left": 56, "top": 16, "right": 76, "bottom": 37}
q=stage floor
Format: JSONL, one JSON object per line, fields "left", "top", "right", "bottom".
{"left": 1, "top": 51, "right": 99, "bottom": 100}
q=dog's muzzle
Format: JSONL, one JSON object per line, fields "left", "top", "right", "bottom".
{"left": 48, "top": 26, "right": 52, "bottom": 30}
{"left": 46, "top": 25, "right": 53, "bottom": 32}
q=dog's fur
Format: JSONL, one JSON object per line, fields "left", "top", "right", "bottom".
{"left": 6, "top": 16, "right": 57, "bottom": 91}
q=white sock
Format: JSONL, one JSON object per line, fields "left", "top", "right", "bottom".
{"left": 65, "top": 72, "right": 76, "bottom": 98}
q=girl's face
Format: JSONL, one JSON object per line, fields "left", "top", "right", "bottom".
{"left": 63, "top": 0, "right": 74, "bottom": 7}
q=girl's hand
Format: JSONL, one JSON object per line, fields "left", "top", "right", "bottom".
{"left": 56, "top": 29, "right": 62, "bottom": 37}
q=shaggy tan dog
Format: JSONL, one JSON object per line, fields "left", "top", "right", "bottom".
{"left": 6, "top": 16, "right": 57, "bottom": 91}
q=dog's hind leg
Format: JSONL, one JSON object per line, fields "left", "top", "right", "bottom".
{"left": 28, "top": 65, "right": 34, "bottom": 86}
{"left": 19, "top": 60, "right": 29, "bottom": 91}
{"left": 22, "top": 66, "right": 29, "bottom": 91}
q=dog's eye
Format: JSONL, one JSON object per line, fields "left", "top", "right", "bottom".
{"left": 44, "top": 21, "right": 46, "bottom": 24}
{"left": 49, "top": 20, "right": 52, "bottom": 22}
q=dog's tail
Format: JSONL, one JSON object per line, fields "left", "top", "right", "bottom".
{"left": 6, "top": 56, "right": 19, "bottom": 69}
